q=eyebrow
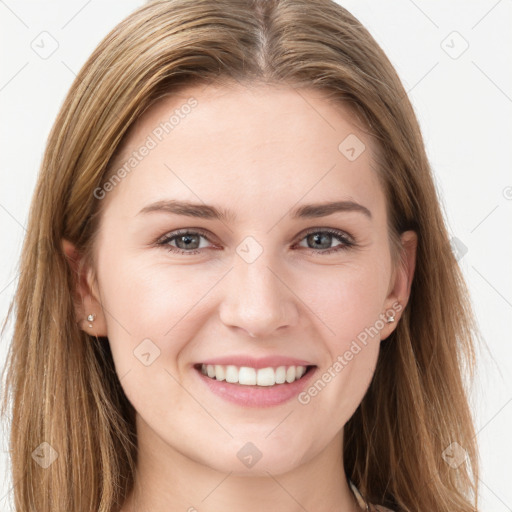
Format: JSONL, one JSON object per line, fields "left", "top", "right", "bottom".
{"left": 138, "top": 199, "right": 372, "bottom": 221}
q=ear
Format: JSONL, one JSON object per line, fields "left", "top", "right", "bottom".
{"left": 62, "top": 238, "right": 108, "bottom": 336}
{"left": 380, "top": 230, "right": 417, "bottom": 340}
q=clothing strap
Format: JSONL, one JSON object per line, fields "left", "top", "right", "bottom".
{"left": 348, "top": 480, "right": 394, "bottom": 511}
{"left": 348, "top": 480, "right": 371, "bottom": 511}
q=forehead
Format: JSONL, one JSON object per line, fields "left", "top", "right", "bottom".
{"left": 102, "top": 82, "right": 384, "bottom": 222}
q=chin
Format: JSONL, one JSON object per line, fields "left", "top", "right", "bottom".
{"left": 195, "top": 437, "right": 312, "bottom": 477}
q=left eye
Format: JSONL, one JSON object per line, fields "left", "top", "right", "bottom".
{"left": 296, "top": 229, "right": 354, "bottom": 254}
{"left": 156, "top": 228, "right": 355, "bottom": 255}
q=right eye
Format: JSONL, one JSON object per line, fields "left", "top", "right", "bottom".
{"left": 156, "top": 229, "right": 215, "bottom": 255}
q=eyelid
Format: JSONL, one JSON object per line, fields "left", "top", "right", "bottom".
{"left": 155, "top": 227, "right": 213, "bottom": 245}
{"left": 297, "top": 226, "right": 354, "bottom": 244}
{"left": 156, "top": 226, "right": 354, "bottom": 244}
{"left": 155, "top": 226, "right": 356, "bottom": 255}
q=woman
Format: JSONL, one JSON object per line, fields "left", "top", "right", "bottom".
{"left": 1, "top": 0, "right": 480, "bottom": 510}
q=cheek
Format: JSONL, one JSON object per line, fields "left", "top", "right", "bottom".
{"left": 95, "top": 255, "right": 215, "bottom": 418}
{"left": 95, "top": 252, "right": 210, "bottom": 361}
{"left": 301, "top": 258, "right": 389, "bottom": 343}
{"left": 295, "top": 260, "right": 387, "bottom": 408}
{"left": 100, "top": 247, "right": 213, "bottom": 323}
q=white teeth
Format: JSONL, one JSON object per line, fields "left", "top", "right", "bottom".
{"left": 215, "top": 365, "right": 225, "bottom": 381}
{"left": 200, "top": 364, "right": 309, "bottom": 386}
{"left": 225, "top": 365, "right": 238, "bottom": 383}
{"left": 275, "top": 366, "right": 286, "bottom": 384}
{"left": 239, "top": 367, "right": 257, "bottom": 385}
{"left": 256, "top": 367, "right": 275, "bottom": 386}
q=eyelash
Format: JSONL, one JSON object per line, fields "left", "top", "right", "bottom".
{"left": 155, "top": 227, "right": 356, "bottom": 256}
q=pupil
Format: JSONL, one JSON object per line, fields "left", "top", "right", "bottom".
{"left": 177, "top": 234, "right": 199, "bottom": 249}
{"left": 309, "top": 233, "right": 331, "bottom": 249}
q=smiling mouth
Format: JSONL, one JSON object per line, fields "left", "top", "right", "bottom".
{"left": 194, "top": 363, "right": 316, "bottom": 387}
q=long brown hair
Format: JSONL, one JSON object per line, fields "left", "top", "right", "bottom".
{"left": 1, "top": 0, "right": 480, "bottom": 510}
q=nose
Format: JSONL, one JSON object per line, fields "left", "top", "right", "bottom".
{"left": 218, "top": 255, "right": 300, "bottom": 339}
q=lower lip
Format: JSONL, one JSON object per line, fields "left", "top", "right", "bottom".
{"left": 194, "top": 366, "right": 317, "bottom": 407}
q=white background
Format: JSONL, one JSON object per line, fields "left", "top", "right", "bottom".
{"left": 1, "top": 1, "right": 511, "bottom": 510}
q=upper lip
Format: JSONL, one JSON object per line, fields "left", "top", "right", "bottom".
{"left": 196, "top": 355, "right": 315, "bottom": 369}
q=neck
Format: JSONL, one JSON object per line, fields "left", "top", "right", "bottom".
{"left": 121, "top": 414, "right": 360, "bottom": 512}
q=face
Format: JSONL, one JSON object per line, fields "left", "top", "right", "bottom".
{"left": 73, "top": 82, "right": 415, "bottom": 477}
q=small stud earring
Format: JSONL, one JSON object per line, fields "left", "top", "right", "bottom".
{"left": 87, "top": 314, "right": 96, "bottom": 328}
{"left": 386, "top": 313, "right": 395, "bottom": 323}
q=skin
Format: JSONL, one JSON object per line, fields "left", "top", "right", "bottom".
{"left": 63, "top": 82, "right": 416, "bottom": 512}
